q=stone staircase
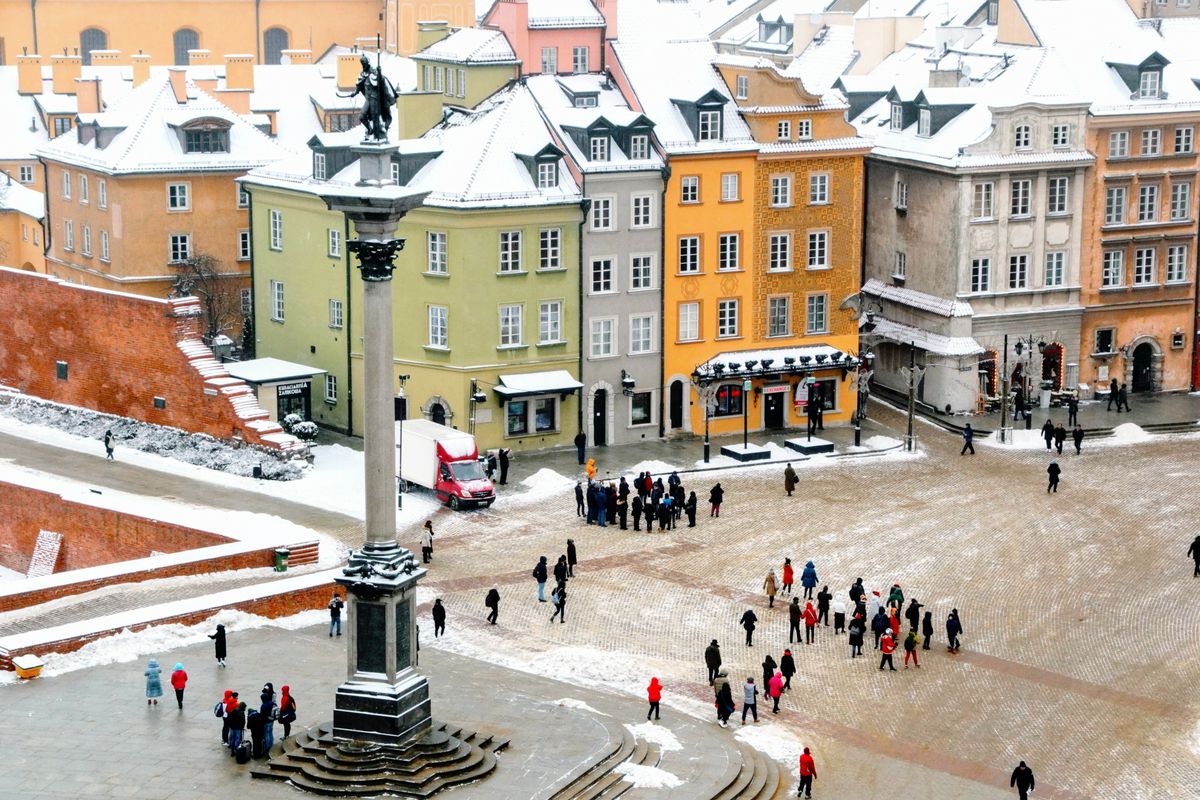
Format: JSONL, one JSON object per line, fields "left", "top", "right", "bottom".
{"left": 26, "top": 530, "right": 63, "bottom": 578}
{"left": 250, "top": 720, "right": 507, "bottom": 797}
{"left": 550, "top": 724, "right": 655, "bottom": 799}
{"left": 709, "top": 741, "right": 787, "bottom": 800}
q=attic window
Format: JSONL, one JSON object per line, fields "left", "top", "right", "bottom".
{"left": 629, "top": 134, "right": 649, "bottom": 160}
{"left": 698, "top": 110, "right": 721, "bottom": 141}
{"left": 185, "top": 129, "right": 229, "bottom": 153}
{"left": 987, "top": 0, "right": 998, "bottom": 25}
{"left": 917, "top": 109, "right": 931, "bottom": 138}
{"left": 1138, "top": 70, "right": 1161, "bottom": 99}
{"left": 314, "top": 152, "right": 327, "bottom": 180}
{"left": 574, "top": 95, "right": 597, "bottom": 108}
{"left": 589, "top": 136, "right": 609, "bottom": 161}
{"left": 889, "top": 103, "right": 903, "bottom": 131}
{"left": 536, "top": 160, "right": 558, "bottom": 189}
{"left": 1014, "top": 124, "right": 1032, "bottom": 150}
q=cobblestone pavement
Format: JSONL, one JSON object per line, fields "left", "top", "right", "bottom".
{"left": 408, "top": 402, "right": 1200, "bottom": 799}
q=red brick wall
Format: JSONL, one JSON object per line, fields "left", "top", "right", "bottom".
{"left": 0, "top": 479, "right": 231, "bottom": 574}
{"left": 0, "top": 267, "right": 296, "bottom": 449}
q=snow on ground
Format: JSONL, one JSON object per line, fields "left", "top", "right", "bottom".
{"left": 0, "top": 564, "right": 24, "bottom": 583}
{"left": 980, "top": 422, "right": 1185, "bottom": 450}
{"left": 863, "top": 435, "right": 902, "bottom": 449}
{"left": 0, "top": 608, "right": 326, "bottom": 686}
{"left": 628, "top": 459, "right": 681, "bottom": 476}
{"left": 626, "top": 721, "right": 682, "bottom": 752}
{"left": 613, "top": 762, "right": 682, "bottom": 789}
{"left": 734, "top": 723, "right": 807, "bottom": 780}
{"left": 1191, "top": 720, "right": 1200, "bottom": 756}
{"left": 555, "top": 697, "right": 609, "bottom": 716}
{"left": 511, "top": 468, "right": 577, "bottom": 504}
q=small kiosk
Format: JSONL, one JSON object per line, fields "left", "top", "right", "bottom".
{"left": 225, "top": 358, "right": 326, "bottom": 423}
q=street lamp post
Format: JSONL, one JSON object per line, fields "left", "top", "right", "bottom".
{"left": 742, "top": 378, "right": 751, "bottom": 449}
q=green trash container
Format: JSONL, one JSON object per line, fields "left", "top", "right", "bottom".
{"left": 274, "top": 547, "right": 290, "bottom": 572}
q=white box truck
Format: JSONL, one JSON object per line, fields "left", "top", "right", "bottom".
{"left": 396, "top": 419, "right": 496, "bottom": 510}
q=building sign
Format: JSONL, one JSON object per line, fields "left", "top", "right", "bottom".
{"left": 277, "top": 382, "right": 308, "bottom": 398}
{"left": 763, "top": 384, "right": 790, "bottom": 395}
{"left": 794, "top": 381, "right": 808, "bottom": 407}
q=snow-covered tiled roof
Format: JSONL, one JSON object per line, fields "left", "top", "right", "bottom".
{"left": 863, "top": 278, "right": 974, "bottom": 318}
{"left": 868, "top": 317, "right": 984, "bottom": 357}
{"left": 0, "top": 180, "right": 45, "bottom": 219}
{"left": 417, "top": 28, "right": 517, "bottom": 64}
{"left": 694, "top": 344, "right": 858, "bottom": 380}
{"left": 489, "top": 0, "right": 605, "bottom": 28}
{"left": 758, "top": 137, "right": 871, "bottom": 155}
{"left": 784, "top": 23, "right": 859, "bottom": 94}
{"left": 954, "top": 150, "right": 1095, "bottom": 170}
{"left": 0, "top": 66, "right": 134, "bottom": 161}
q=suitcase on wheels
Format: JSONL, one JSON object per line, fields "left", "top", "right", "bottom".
{"left": 235, "top": 742, "right": 252, "bottom": 764}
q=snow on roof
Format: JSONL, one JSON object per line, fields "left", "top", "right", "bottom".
{"left": 758, "top": 136, "right": 870, "bottom": 155}
{"left": 224, "top": 357, "right": 326, "bottom": 384}
{"left": 0, "top": 66, "right": 133, "bottom": 160}
{"left": 616, "top": 0, "right": 710, "bottom": 45}
{"left": 613, "top": 38, "right": 755, "bottom": 155}
{"left": 417, "top": 28, "right": 517, "bottom": 64}
{"left": 526, "top": 0, "right": 605, "bottom": 27}
{"left": 863, "top": 278, "right": 974, "bottom": 318}
{"left": 694, "top": 345, "right": 856, "bottom": 379}
{"left": 494, "top": 369, "right": 584, "bottom": 397}
{"left": 869, "top": 316, "right": 984, "bottom": 357}
{"left": 784, "top": 23, "right": 858, "bottom": 94}
{"left": 0, "top": 180, "right": 45, "bottom": 219}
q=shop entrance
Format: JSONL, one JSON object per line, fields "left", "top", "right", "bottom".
{"left": 764, "top": 390, "right": 786, "bottom": 429}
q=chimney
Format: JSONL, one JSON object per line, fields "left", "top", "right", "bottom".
{"left": 224, "top": 54, "right": 255, "bottom": 91}
{"left": 594, "top": 0, "right": 618, "bottom": 41}
{"left": 75, "top": 77, "right": 103, "bottom": 114}
{"left": 397, "top": 90, "right": 445, "bottom": 139}
{"left": 929, "top": 67, "right": 963, "bottom": 88}
{"left": 337, "top": 52, "right": 362, "bottom": 91}
{"left": 131, "top": 52, "right": 152, "bottom": 87}
{"left": 17, "top": 53, "right": 43, "bottom": 95}
{"left": 168, "top": 68, "right": 189, "bottom": 103}
{"left": 51, "top": 52, "right": 82, "bottom": 94}
{"left": 193, "top": 75, "right": 219, "bottom": 94}
{"left": 90, "top": 49, "right": 121, "bottom": 65}
{"left": 417, "top": 21, "right": 451, "bottom": 51}
{"left": 188, "top": 49, "right": 212, "bottom": 65}
{"left": 280, "top": 49, "right": 313, "bottom": 65}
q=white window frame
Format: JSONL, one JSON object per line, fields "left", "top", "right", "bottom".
{"left": 457, "top": 69, "right": 466, "bottom": 98}
{"left": 591, "top": 196, "right": 614, "bottom": 231}
{"left": 167, "top": 182, "right": 189, "bottom": 211}
{"left": 718, "top": 233, "right": 740, "bottom": 271}
{"left": 630, "top": 134, "right": 649, "bottom": 160}
{"left": 1141, "top": 128, "right": 1161, "bottom": 156}
{"left": 1047, "top": 176, "right": 1069, "bottom": 215}
{"left": 269, "top": 209, "right": 282, "bottom": 251}
{"left": 809, "top": 173, "right": 829, "bottom": 205}
{"left": 630, "top": 254, "right": 654, "bottom": 290}
{"left": 81, "top": 224, "right": 92, "bottom": 256}
{"left": 270, "top": 280, "right": 285, "bottom": 321}
{"left": 1014, "top": 124, "right": 1032, "bottom": 150}
{"left": 536, "top": 161, "right": 557, "bottom": 188}
{"left": 541, "top": 47, "right": 557, "bottom": 74}
{"left": 1138, "top": 184, "right": 1159, "bottom": 222}
{"left": 678, "top": 302, "right": 699, "bottom": 342}
{"left": 629, "top": 390, "right": 655, "bottom": 428}
{"left": 64, "top": 219, "right": 74, "bottom": 251}
{"left": 678, "top": 236, "right": 700, "bottom": 273}
{"left": 1044, "top": 251, "right": 1065, "bottom": 287}
{"left": 330, "top": 298, "right": 344, "bottom": 329}
{"left": 1051, "top": 124, "right": 1069, "bottom": 149}
{"left": 970, "top": 257, "right": 990, "bottom": 293}
{"left": 1110, "top": 130, "right": 1129, "bottom": 158}
{"left": 776, "top": 120, "right": 791, "bottom": 141}
{"left": 499, "top": 231, "right": 522, "bottom": 272}
{"left": 18, "top": 165, "right": 33, "bottom": 183}
{"left": 572, "top": 46, "right": 589, "bottom": 74}
{"left": 1008, "top": 254, "right": 1028, "bottom": 290}
{"left": 717, "top": 298, "right": 739, "bottom": 339}
{"left": 767, "top": 295, "right": 790, "bottom": 338}
{"left": 427, "top": 231, "right": 447, "bottom": 274}
{"left": 237, "top": 187, "right": 250, "bottom": 208}
{"left": 631, "top": 194, "right": 654, "bottom": 228}
{"left": 539, "top": 227, "right": 561, "bottom": 270}
{"left": 770, "top": 175, "right": 792, "bottom": 208}
{"left": 895, "top": 179, "right": 908, "bottom": 211}
{"left": 1133, "top": 248, "right": 1156, "bottom": 285}
{"left": 314, "top": 151, "right": 327, "bottom": 180}
{"left": 427, "top": 305, "right": 447, "bottom": 347}
{"left": 100, "top": 229, "right": 110, "bottom": 262}
{"left": 1102, "top": 251, "right": 1124, "bottom": 287}
{"left": 324, "top": 374, "right": 338, "bottom": 404}
{"left": 720, "top": 173, "right": 739, "bottom": 202}
{"left": 1105, "top": 186, "right": 1127, "bottom": 225}
{"left": 169, "top": 233, "right": 191, "bottom": 263}
{"left": 1010, "top": 178, "right": 1032, "bottom": 217}
{"left": 697, "top": 110, "right": 721, "bottom": 141}
{"left": 1175, "top": 126, "right": 1195, "bottom": 154}
{"left": 629, "top": 314, "right": 655, "bottom": 355}
{"left": 735, "top": 75, "right": 748, "bottom": 100}
{"left": 1138, "top": 69, "right": 1161, "bottom": 99}
{"left": 1166, "top": 245, "right": 1188, "bottom": 283}
{"left": 805, "top": 293, "right": 828, "bottom": 335}
{"left": 889, "top": 103, "right": 904, "bottom": 131}
{"left": 806, "top": 230, "right": 829, "bottom": 269}
{"left": 796, "top": 119, "right": 812, "bottom": 140}
{"left": 590, "top": 316, "right": 616, "bottom": 358}
{"left": 499, "top": 304, "right": 523, "bottom": 347}
{"left": 238, "top": 229, "right": 251, "bottom": 261}
{"left": 1170, "top": 182, "right": 1191, "bottom": 221}
{"left": 972, "top": 182, "right": 994, "bottom": 220}
{"left": 327, "top": 228, "right": 342, "bottom": 258}
{"left": 589, "top": 136, "right": 610, "bottom": 162}
{"left": 894, "top": 251, "right": 907, "bottom": 279}
{"left": 680, "top": 176, "right": 699, "bottom": 204}
{"left": 62, "top": 170, "right": 71, "bottom": 200}
{"left": 590, "top": 257, "right": 615, "bottom": 294}
{"left": 917, "top": 108, "right": 931, "bottom": 138}
{"left": 539, "top": 300, "right": 563, "bottom": 344}
{"left": 79, "top": 174, "right": 89, "bottom": 204}
{"left": 768, "top": 232, "right": 792, "bottom": 273}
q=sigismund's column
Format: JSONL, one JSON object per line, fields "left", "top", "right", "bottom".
{"left": 321, "top": 140, "right": 430, "bottom": 745}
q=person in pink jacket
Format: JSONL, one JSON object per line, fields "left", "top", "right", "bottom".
{"left": 768, "top": 670, "right": 784, "bottom": 714}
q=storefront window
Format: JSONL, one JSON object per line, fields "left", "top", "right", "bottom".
{"left": 534, "top": 398, "right": 557, "bottom": 432}
{"left": 506, "top": 400, "right": 529, "bottom": 436}
{"left": 811, "top": 379, "right": 837, "bottom": 411}
{"left": 630, "top": 391, "right": 652, "bottom": 425}
{"left": 713, "top": 383, "right": 743, "bottom": 417}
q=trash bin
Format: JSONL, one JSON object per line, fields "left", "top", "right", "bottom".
{"left": 12, "top": 654, "right": 44, "bottom": 679}
{"left": 253, "top": 463, "right": 264, "bottom": 479}
{"left": 274, "top": 548, "right": 290, "bottom": 572}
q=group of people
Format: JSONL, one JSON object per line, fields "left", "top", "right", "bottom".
{"left": 530, "top": 543, "right": 579, "bottom": 624}
{"left": 1040, "top": 419, "right": 1085, "bottom": 456}
{"left": 143, "top": 659, "right": 187, "bottom": 708}
{"left": 215, "top": 682, "right": 297, "bottom": 762}
{"left": 575, "top": 470, "right": 727, "bottom": 530}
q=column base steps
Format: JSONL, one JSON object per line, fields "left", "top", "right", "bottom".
{"left": 250, "top": 720, "right": 507, "bottom": 797}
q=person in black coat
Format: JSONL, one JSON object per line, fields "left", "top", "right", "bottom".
{"left": 432, "top": 599, "right": 446, "bottom": 637}
{"left": 533, "top": 556, "right": 549, "bottom": 601}
{"left": 631, "top": 495, "right": 643, "bottom": 531}
{"left": 1047, "top": 460, "right": 1061, "bottom": 493}
{"left": 740, "top": 608, "right": 758, "bottom": 646}
{"left": 946, "top": 609, "right": 963, "bottom": 653}
{"left": 497, "top": 448, "right": 510, "bottom": 484}
{"left": 816, "top": 586, "right": 831, "bottom": 627}
{"left": 1107, "top": 377, "right": 1119, "bottom": 411}
{"left": 575, "top": 482, "right": 585, "bottom": 517}
{"left": 209, "top": 623, "right": 227, "bottom": 668}
{"left": 585, "top": 483, "right": 597, "bottom": 524}
{"left": 1052, "top": 423, "right": 1066, "bottom": 455}
{"left": 566, "top": 539, "right": 577, "bottom": 577}
{"left": 921, "top": 611, "right": 933, "bottom": 650}
{"left": 227, "top": 701, "right": 247, "bottom": 756}
{"left": 1117, "top": 382, "right": 1130, "bottom": 412}
{"left": 605, "top": 486, "right": 618, "bottom": 527}
{"left": 848, "top": 578, "right": 864, "bottom": 606}
{"left": 617, "top": 494, "right": 628, "bottom": 529}
{"left": 1041, "top": 419, "right": 1054, "bottom": 450}
{"left": 760, "top": 653, "right": 777, "bottom": 692}
{"left": 574, "top": 431, "right": 586, "bottom": 464}
{"left": 871, "top": 609, "right": 889, "bottom": 649}
{"left": 714, "top": 673, "right": 734, "bottom": 728}
{"left": 618, "top": 476, "right": 629, "bottom": 500}
{"left": 553, "top": 555, "right": 568, "bottom": 586}
{"left": 848, "top": 614, "right": 864, "bottom": 658}
{"left": 788, "top": 597, "right": 802, "bottom": 644}
{"left": 704, "top": 639, "right": 722, "bottom": 684}
{"left": 1010, "top": 761, "right": 1035, "bottom": 800}
{"left": 1066, "top": 394, "right": 1079, "bottom": 426}
{"left": 1072, "top": 424, "right": 1085, "bottom": 454}
{"left": 247, "top": 707, "right": 266, "bottom": 757}
{"left": 549, "top": 583, "right": 567, "bottom": 623}
{"left": 685, "top": 492, "right": 697, "bottom": 528}
{"left": 779, "top": 649, "right": 796, "bottom": 691}
{"left": 904, "top": 598, "right": 923, "bottom": 632}
{"left": 709, "top": 484, "right": 724, "bottom": 517}
{"left": 671, "top": 484, "right": 685, "bottom": 522}
{"left": 485, "top": 587, "right": 500, "bottom": 625}
{"left": 1189, "top": 535, "right": 1200, "bottom": 577}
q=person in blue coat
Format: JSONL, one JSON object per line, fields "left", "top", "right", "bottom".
{"left": 259, "top": 683, "right": 277, "bottom": 754}
{"left": 144, "top": 658, "right": 163, "bottom": 706}
{"left": 800, "top": 561, "right": 818, "bottom": 600}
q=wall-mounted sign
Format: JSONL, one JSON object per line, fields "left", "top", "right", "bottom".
{"left": 277, "top": 382, "right": 308, "bottom": 398}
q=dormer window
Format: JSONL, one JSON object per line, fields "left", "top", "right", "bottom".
{"left": 313, "top": 152, "right": 327, "bottom": 180}
{"left": 1014, "top": 124, "right": 1032, "bottom": 150}
{"left": 987, "top": 0, "right": 998, "bottom": 25}
{"left": 889, "top": 103, "right": 904, "bottom": 131}
{"left": 1139, "top": 70, "right": 1161, "bottom": 99}
{"left": 630, "top": 134, "right": 649, "bottom": 160}
{"left": 917, "top": 109, "right": 931, "bottom": 138}
{"left": 735, "top": 75, "right": 748, "bottom": 100}
{"left": 590, "top": 136, "right": 609, "bottom": 161}
{"left": 574, "top": 95, "right": 597, "bottom": 108}
{"left": 184, "top": 128, "right": 229, "bottom": 153}
{"left": 537, "top": 161, "right": 558, "bottom": 188}
{"left": 698, "top": 110, "right": 721, "bottom": 141}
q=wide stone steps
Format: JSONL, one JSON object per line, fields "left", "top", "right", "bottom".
{"left": 712, "top": 741, "right": 786, "bottom": 800}
{"left": 553, "top": 729, "right": 663, "bottom": 800}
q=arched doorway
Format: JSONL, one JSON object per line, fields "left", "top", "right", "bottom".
{"left": 1132, "top": 343, "right": 1154, "bottom": 393}
{"left": 593, "top": 389, "right": 607, "bottom": 446}
{"left": 1041, "top": 343, "right": 1063, "bottom": 391}
{"left": 263, "top": 28, "right": 289, "bottom": 65}
{"left": 430, "top": 403, "right": 446, "bottom": 426}
{"left": 80, "top": 28, "right": 107, "bottom": 65}
{"left": 173, "top": 29, "right": 199, "bottom": 65}
{"left": 669, "top": 380, "right": 683, "bottom": 429}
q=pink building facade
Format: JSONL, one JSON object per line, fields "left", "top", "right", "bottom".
{"left": 483, "top": 0, "right": 617, "bottom": 75}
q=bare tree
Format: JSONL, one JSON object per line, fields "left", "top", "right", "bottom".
{"left": 170, "top": 252, "right": 244, "bottom": 342}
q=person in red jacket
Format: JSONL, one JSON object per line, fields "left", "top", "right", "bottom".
{"left": 798, "top": 747, "right": 817, "bottom": 798}
{"left": 170, "top": 662, "right": 188, "bottom": 710}
{"left": 888, "top": 607, "right": 901, "bottom": 642}
{"left": 879, "top": 632, "right": 897, "bottom": 671}
{"left": 781, "top": 558, "right": 794, "bottom": 596}
{"left": 803, "top": 601, "right": 818, "bottom": 644}
{"left": 646, "top": 677, "right": 662, "bottom": 721}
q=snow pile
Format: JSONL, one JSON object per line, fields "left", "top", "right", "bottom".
{"left": 735, "top": 723, "right": 807, "bottom": 779}
{"left": 626, "top": 722, "right": 682, "bottom": 752}
{"left": 1191, "top": 720, "right": 1200, "bottom": 756}
{"left": 628, "top": 460, "right": 679, "bottom": 476}
{"left": 0, "top": 608, "right": 326, "bottom": 685}
{"left": 0, "top": 564, "right": 25, "bottom": 583}
{"left": 508, "top": 468, "right": 576, "bottom": 505}
{"left": 1108, "top": 422, "right": 1152, "bottom": 445}
{"left": 0, "top": 394, "right": 305, "bottom": 480}
{"left": 863, "top": 435, "right": 902, "bottom": 450}
{"left": 613, "top": 762, "right": 682, "bottom": 789}
{"left": 555, "top": 697, "right": 609, "bottom": 716}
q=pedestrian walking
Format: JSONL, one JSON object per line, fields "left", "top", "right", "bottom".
{"left": 554, "top": 555, "right": 568, "bottom": 586}
{"left": 532, "top": 556, "right": 550, "bottom": 601}
{"left": 879, "top": 631, "right": 897, "bottom": 671}
{"left": 497, "top": 447, "right": 510, "bottom": 485}
{"left": 781, "top": 558, "right": 794, "bottom": 595}
{"left": 144, "top": 658, "right": 163, "bottom": 706}
{"left": 798, "top": 747, "right": 818, "bottom": 798}
{"left": 816, "top": 585, "right": 831, "bottom": 626}
{"left": 833, "top": 598, "right": 846, "bottom": 634}
{"left": 871, "top": 608, "right": 888, "bottom": 650}
{"left": 170, "top": 662, "right": 187, "bottom": 709}
{"left": 800, "top": 560, "right": 818, "bottom": 600}
{"left": 567, "top": 539, "right": 577, "bottom": 577}
{"left": 903, "top": 630, "right": 920, "bottom": 669}
{"left": 485, "top": 586, "right": 500, "bottom": 625}
{"left": 685, "top": 492, "right": 697, "bottom": 527}
{"left": 328, "top": 591, "right": 345, "bottom": 637}
{"left": 432, "top": 598, "right": 446, "bottom": 637}
{"left": 103, "top": 429, "right": 115, "bottom": 460}
{"left": 789, "top": 597, "right": 802, "bottom": 644}
{"left": 485, "top": 451, "right": 497, "bottom": 481}
{"left": 848, "top": 578, "right": 864, "bottom": 607}
{"left": 1053, "top": 423, "right": 1066, "bottom": 455}
{"left": 1190, "top": 535, "right": 1200, "bottom": 577}
{"left": 1066, "top": 394, "right": 1079, "bottom": 426}
{"left": 961, "top": 423, "right": 975, "bottom": 455}
{"left": 209, "top": 623, "right": 227, "bottom": 667}
{"left": 1013, "top": 386, "right": 1025, "bottom": 420}
{"left": 1107, "top": 377, "right": 1120, "bottom": 411}
{"left": 741, "top": 677, "right": 759, "bottom": 724}
{"left": 761, "top": 653, "right": 777, "bottom": 693}
{"left": 848, "top": 613, "right": 864, "bottom": 658}
{"left": 768, "top": 671, "right": 784, "bottom": 714}
{"left": 420, "top": 520, "right": 434, "bottom": 564}
{"left": 709, "top": 483, "right": 724, "bottom": 517}
{"left": 704, "top": 639, "right": 722, "bottom": 684}
{"left": 646, "top": 677, "right": 663, "bottom": 721}
{"left": 779, "top": 649, "right": 796, "bottom": 691}
{"left": 905, "top": 598, "right": 923, "bottom": 632}
{"left": 946, "top": 608, "right": 963, "bottom": 653}
{"left": 803, "top": 601, "right": 818, "bottom": 644}
{"left": 922, "top": 611, "right": 933, "bottom": 650}
{"left": 1118, "top": 382, "right": 1131, "bottom": 412}
{"left": 575, "top": 482, "right": 585, "bottom": 517}
{"left": 1010, "top": 761, "right": 1036, "bottom": 800}
{"left": 550, "top": 583, "right": 567, "bottom": 623}
{"left": 763, "top": 569, "right": 778, "bottom": 608}
{"left": 1072, "top": 424, "right": 1084, "bottom": 454}
{"left": 1041, "top": 419, "right": 1054, "bottom": 450}
{"left": 713, "top": 670, "right": 733, "bottom": 728}
{"left": 740, "top": 608, "right": 758, "bottom": 646}
{"left": 1047, "top": 460, "right": 1061, "bottom": 493}
{"left": 278, "top": 686, "right": 296, "bottom": 739}
{"left": 574, "top": 431, "right": 586, "bottom": 465}
{"left": 227, "top": 701, "right": 247, "bottom": 757}
{"left": 784, "top": 463, "right": 798, "bottom": 496}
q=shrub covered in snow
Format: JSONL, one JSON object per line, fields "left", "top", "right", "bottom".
{"left": 0, "top": 394, "right": 307, "bottom": 480}
{"left": 291, "top": 421, "right": 319, "bottom": 441}
{"left": 282, "top": 413, "right": 304, "bottom": 432}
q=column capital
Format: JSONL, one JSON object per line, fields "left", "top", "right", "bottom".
{"left": 349, "top": 238, "right": 405, "bottom": 282}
